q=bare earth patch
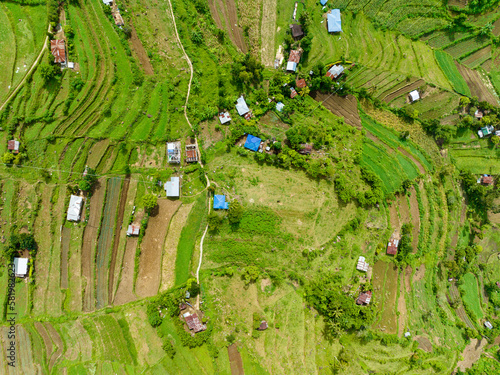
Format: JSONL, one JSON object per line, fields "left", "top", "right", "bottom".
{"left": 455, "top": 338, "right": 487, "bottom": 373}
{"left": 312, "top": 92, "right": 362, "bottom": 129}
{"left": 113, "top": 237, "right": 138, "bottom": 305}
{"left": 228, "top": 343, "right": 245, "bottom": 375}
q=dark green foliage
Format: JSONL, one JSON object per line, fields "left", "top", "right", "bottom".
{"left": 396, "top": 223, "right": 413, "bottom": 265}
{"left": 78, "top": 167, "right": 98, "bottom": 192}
{"left": 47, "top": 0, "right": 59, "bottom": 24}
{"left": 147, "top": 303, "right": 162, "bottom": 327}
{"left": 228, "top": 200, "right": 244, "bottom": 225}
{"left": 208, "top": 211, "right": 224, "bottom": 232}
{"left": 191, "top": 29, "right": 203, "bottom": 45}
{"left": 162, "top": 339, "right": 176, "bottom": 359}
{"left": 231, "top": 53, "right": 264, "bottom": 87}
{"left": 39, "top": 64, "right": 60, "bottom": 82}
{"left": 461, "top": 171, "right": 498, "bottom": 215}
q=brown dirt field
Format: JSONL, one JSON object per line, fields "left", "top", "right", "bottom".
{"left": 114, "top": 237, "right": 139, "bottom": 305}
{"left": 260, "top": 0, "right": 277, "bottom": 66}
{"left": 108, "top": 178, "right": 130, "bottom": 304}
{"left": 129, "top": 23, "right": 154, "bottom": 75}
{"left": 34, "top": 322, "right": 52, "bottom": 363}
{"left": 408, "top": 188, "right": 420, "bottom": 253}
{"left": 228, "top": 343, "right": 245, "bottom": 375}
{"left": 397, "top": 273, "right": 407, "bottom": 337}
{"left": 404, "top": 266, "right": 412, "bottom": 290}
{"left": 60, "top": 226, "right": 71, "bottom": 289}
{"left": 455, "top": 62, "right": 498, "bottom": 105}
{"left": 160, "top": 202, "right": 193, "bottom": 292}
{"left": 455, "top": 338, "right": 487, "bottom": 373}
{"left": 462, "top": 45, "right": 492, "bottom": 68}
{"left": 388, "top": 201, "right": 400, "bottom": 230}
{"left": 373, "top": 261, "right": 398, "bottom": 334}
{"left": 397, "top": 194, "right": 411, "bottom": 225}
{"left": 493, "top": 18, "right": 500, "bottom": 37}
{"left": 82, "top": 178, "right": 106, "bottom": 312}
{"left": 45, "top": 323, "right": 63, "bottom": 370}
{"left": 383, "top": 79, "right": 425, "bottom": 103}
{"left": 136, "top": 199, "right": 182, "bottom": 298}
{"left": 415, "top": 336, "right": 433, "bottom": 352}
{"left": 398, "top": 147, "right": 425, "bottom": 174}
{"left": 413, "top": 264, "right": 426, "bottom": 282}
{"left": 86, "top": 139, "right": 109, "bottom": 169}
{"left": 208, "top": 0, "right": 248, "bottom": 53}
{"left": 311, "top": 92, "right": 362, "bottom": 129}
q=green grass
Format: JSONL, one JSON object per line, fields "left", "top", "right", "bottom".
{"left": 435, "top": 51, "right": 471, "bottom": 96}
{"left": 459, "top": 272, "right": 484, "bottom": 320}
{"left": 174, "top": 194, "right": 207, "bottom": 285}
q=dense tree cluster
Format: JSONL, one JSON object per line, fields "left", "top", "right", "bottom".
{"left": 2, "top": 233, "right": 37, "bottom": 262}
{"left": 231, "top": 53, "right": 264, "bottom": 87}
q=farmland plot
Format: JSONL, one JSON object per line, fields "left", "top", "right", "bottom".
{"left": 312, "top": 92, "right": 361, "bottom": 129}
{"left": 455, "top": 61, "right": 498, "bottom": 105}
{"left": 207, "top": 0, "right": 248, "bottom": 52}
{"left": 260, "top": 0, "right": 277, "bottom": 66}
{"left": 373, "top": 261, "right": 398, "bottom": 334}
{"left": 0, "top": 325, "right": 39, "bottom": 374}
{"left": 136, "top": 199, "right": 181, "bottom": 298}
{"left": 95, "top": 177, "right": 122, "bottom": 309}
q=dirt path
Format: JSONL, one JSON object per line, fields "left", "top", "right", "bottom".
{"left": 136, "top": 199, "right": 181, "bottom": 298}
{"left": 82, "top": 179, "right": 106, "bottom": 312}
{"left": 60, "top": 226, "right": 71, "bottom": 289}
{"left": 260, "top": 0, "right": 277, "bottom": 66}
{"left": 455, "top": 338, "right": 487, "bottom": 373}
{"left": 228, "top": 343, "right": 245, "bottom": 375}
{"left": 108, "top": 178, "right": 130, "bottom": 305}
{"left": 161, "top": 203, "right": 193, "bottom": 292}
{"left": 113, "top": 237, "right": 138, "bottom": 305}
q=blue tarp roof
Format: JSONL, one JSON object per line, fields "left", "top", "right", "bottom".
{"left": 327, "top": 9, "right": 342, "bottom": 33}
{"left": 320, "top": 0, "right": 328, "bottom": 5}
{"left": 244, "top": 134, "right": 262, "bottom": 152}
{"left": 214, "top": 195, "right": 229, "bottom": 210}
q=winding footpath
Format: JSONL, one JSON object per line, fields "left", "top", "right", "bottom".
{"left": 166, "top": 0, "right": 210, "bottom": 305}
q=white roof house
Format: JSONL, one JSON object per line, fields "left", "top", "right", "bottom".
{"left": 409, "top": 90, "right": 420, "bottom": 102}
{"left": 167, "top": 142, "right": 181, "bottom": 163}
{"left": 219, "top": 111, "right": 231, "bottom": 124}
{"left": 102, "top": 0, "right": 113, "bottom": 5}
{"left": 126, "top": 225, "right": 140, "bottom": 236}
{"left": 235, "top": 96, "right": 250, "bottom": 116}
{"left": 356, "top": 256, "right": 369, "bottom": 272}
{"left": 164, "top": 176, "right": 180, "bottom": 198}
{"left": 326, "top": 65, "right": 344, "bottom": 79}
{"left": 67, "top": 195, "right": 83, "bottom": 222}
{"left": 14, "top": 258, "right": 28, "bottom": 277}
{"left": 286, "top": 61, "right": 297, "bottom": 72}
{"left": 276, "top": 102, "right": 285, "bottom": 112}
{"left": 485, "top": 321, "right": 493, "bottom": 329}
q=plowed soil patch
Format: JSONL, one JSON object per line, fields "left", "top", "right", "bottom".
{"left": 160, "top": 202, "right": 193, "bottom": 292}
{"left": 415, "top": 336, "right": 433, "bottom": 352}
{"left": 208, "top": 0, "right": 247, "bottom": 52}
{"left": 82, "top": 178, "right": 106, "bottom": 312}
{"left": 114, "top": 238, "right": 138, "bottom": 305}
{"left": 45, "top": 323, "right": 63, "bottom": 370}
{"left": 397, "top": 273, "right": 407, "bottom": 337}
{"left": 228, "top": 343, "right": 245, "bottom": 375}
{"left": 108, "top": 178, "right": 130, "bottom": 304}
{"left": 136, "top": 199, "right": 181, "bottom": 298}
{"left": 34, "top": 322, "right": 52, "bottom": 363}
{"left": 389, "top": 201, "right": 400, "bottom": 230}
{"left": 455, "top": 62, "right": 498, "bottom": 105}
{"left": 456, "top": 338, "right": 487, "bottom": 373}
{"left": 383, "top": 79, "right": 425, "bottom": 103}
{"left": 129, "top": 23, "right": 154, "bottom": 75}
{"left": 60, "top": 226, "right": 71, "bottom": 289}
{"left": 312, "top": 92, "right": 362, "bottom": 129}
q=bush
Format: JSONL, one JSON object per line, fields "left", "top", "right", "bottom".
{"left": 142, "top": 193, "right": 158, "bottom": 214}
{"left": 147, "top": 304, "right": 162, "bottom": 327}
{"left": 162, "top": 339, "right": 176, "bottom": 358}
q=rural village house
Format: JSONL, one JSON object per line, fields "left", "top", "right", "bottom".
{"left": 183, "top": 312, "right": 206, "bottom": 333}
{"left": 8, "top": 140, "right": 20, "bottom": 154}
{"left": 236, "top": 96, "right": 251, "bottom": 120}
{"left": 13, "top": 257, "right": 28, "bottom": 278}
{"left": 50, "top": 40, "right": 66, "bottom": 65}
{"left": 214, "top": 195, "right": 229, "bottom": 210}
{"left": 409, "top": 90, "right": 420, "bottom": 103}
{"left": 257, "top": 321, "right": 268, "bottom": 331}
{"left": 185, "top": 144, "right": 198, "bottom": 163}
{"left": 296, "top": 78, "right": 307, "bottom": 88}
{"left": 356, "top": 256, "right": 369, "bottom": 272}
{"left": 67, "top": 195, "right": 84, "bottom": 222}
{"left": 167, "top": 141, "right": 181, "bottom": 163}
{"left": 298, "top": 143, "right": 312, "bottom": 155}
{"left": 387, "top": 237, "right": 399, "bottom": 255}
{"left": 219, "top": 111, "right": 231, "bottom": 124}
{"left": 325, "top": 65, "right": 344, "bottom": 80}
{"left": 126, "top": 225, "right": 140, "bottom": 236}
{"left": 290, "top": 24, "right": 304, "bottom": 40}
{"left": 287, "top": 50, "right": 301, "bottom": 72}
{"left": 164, "top": 176, "right": 180, "bottom": 198}
{"left": 356, "top": 291, "right": 372, "bottom": 305}
{"left": 480, "top": 174, "right": 493, "bottom": 185}
{"left": 290, "top": 87, "right": 298, "bottom": 98}
{"left": 327, "top": 9, "right": 342, "bottom": 33}
{"left": 478, "top": 125, "right": 494, "bottom": 138}
{"left": 244, "top": 134, "right": 262, "bottom": 152}
{"left": 276, "top": 102, "right": 285, "bottom": 112}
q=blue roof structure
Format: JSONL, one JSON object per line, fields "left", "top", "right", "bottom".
{"left": 244, "top": 134, "right": 262, "bottom": 152}
{"left": 320, "top": 0, "right": 328, "bottom": 5}
{"left": 214, "top": 195, "right": 229, "bottom": 210}
{"left": 327, "top": 9, "right": 342, "bottom": 33}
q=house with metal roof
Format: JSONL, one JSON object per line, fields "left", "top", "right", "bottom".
{"left": 356, "top": 256, "right": 369, "bottom": 272}
{"left": 164, "top": 176, "right": 180, "bottom": 198}
{"left": 244, "top": 134, "right": 262, "bottom": 152}
{"left": 481, "top": 175, "right": 493, "bottom": 185}
{"left": 325, "top": 65, "right": 344, "bottom": 79}
{"left": 290, "top": 87, "right": 298, "bottom": 98}
{"left": 290, "top": 24, "right": 304, "bottom": 40}
{"left": 236, "top": 96, "right": 250, "bottom": 116}
{"left": 327, "top": 9, "right": 342, "bottom": 33}
{"left": 50, "top": 40, "right": 66, "bottom": 64}
{"left": 214, "top": 195, "right": 229, "bottom": 210}
{"left": 185, "top": 144, "right": 198, "bottom": 163}
{"left": 8, "top": 140, "right": 20, "bottom": 153}
{"left": 296, "top": 78, "right": 307, "bottom": 88}
{"left": 276, "top": 102, "right": 285, "bottom": 112}
{"left": 409, "top": 90, "right": 420, "bottom": 102}
{"left": 14, "top": 258, "right": 28, "bottom": 278}
{"left": 126, "top": 225, "right": 140, "bottom": 236}
{"left": 167, "top": 141, "right": 181, "bottom": 163}
{"left": 478, "top": 125, "right": 494, "bottom": 138}
{"left": 387, "top": 237, "right": 399, "bottom": 255}
{"left": 320, "top": 0, "right": 328, "bottom": 5}
{"left": 219, "top": 111, "right": 231, "bottom": 124}
{"left": 356, "top": 291, "right": 372, "bottom": 305}
{"left": 67, "top": 195, "right": 83, "bottom": 222}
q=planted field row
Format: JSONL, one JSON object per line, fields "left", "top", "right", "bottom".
{"left": 435, "top": 51, "right": 471, "bottom": 96}
{"left": 443, "top": 36, "right": 490, "bottom": 60}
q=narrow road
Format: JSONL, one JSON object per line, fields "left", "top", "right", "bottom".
{"left": 167, "top": 0, "right": 210, "bottom": 305}
{"left": 0, "top": 33, "right": 49, "bottom": 112}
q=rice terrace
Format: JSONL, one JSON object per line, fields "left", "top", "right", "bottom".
{"left": 3, "top": 0, "right": 500, "bottom": 373}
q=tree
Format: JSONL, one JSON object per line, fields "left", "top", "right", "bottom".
{"left": 191, "top": 30, "right": 203, "bottom": 45}
{"left": 208, "top": 212, "right": 224, "bottom": 232}
{"left": 228, "top": 200, "right": 243, "bottom": 224}
{"left": 142, "top": 193, "right": 158, "bottom": 214}
{"left": 242, "top": 266, "right": 260, "bottom": 285}
{"left": 459, "top": 96, "right": 471, "bottom": 107}
{"left": 40, "top": 64, "right": 59, "bottom": 82}
{"left": 79, "top": 179, "right": 91, "bottom": 192}
{"left": 122, "top": 26, "right": 132, "bottom": 39}
{"left": 491, "top": 136, "right": 500, "bottom": 147}
{"left": 2, "top": 152, "right": 14, "bottom": 164}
